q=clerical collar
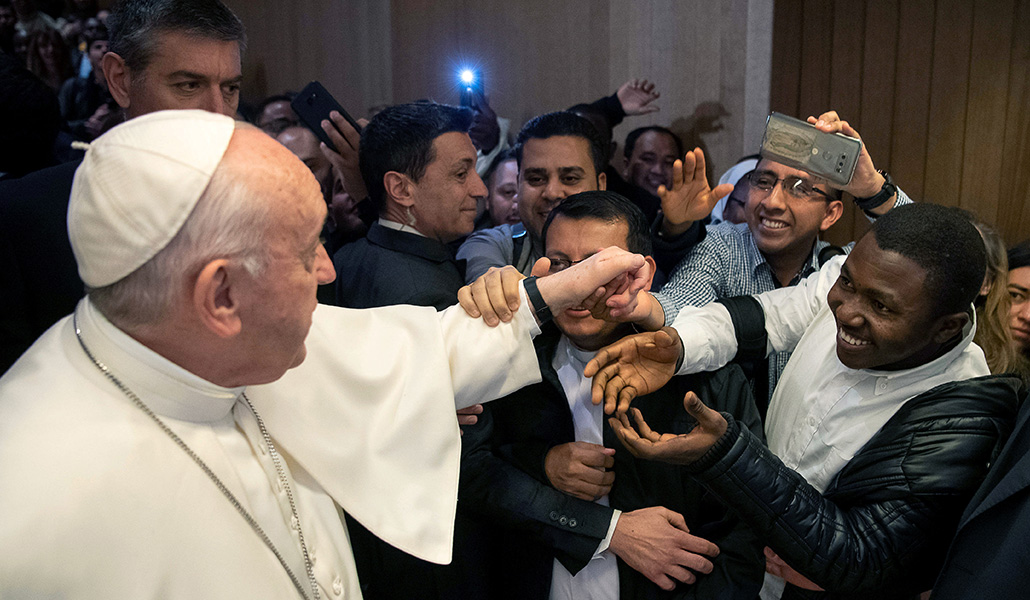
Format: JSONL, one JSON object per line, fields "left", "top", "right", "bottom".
{"left": 75, "top": 298, "right": 243, "bottom": 422}
{"left": 556, "top": 335, "right": 598, "bottom": 368}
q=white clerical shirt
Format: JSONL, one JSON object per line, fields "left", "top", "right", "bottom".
{"left": 548, "top": 336, "right": 621, "bottom": 600}
{"left": 0, "top": 288, "right": 544, "bottom": 598}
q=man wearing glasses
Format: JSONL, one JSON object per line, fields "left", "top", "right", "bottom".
{"left": 626, "top": 111, "right": 910, "bottom": 411}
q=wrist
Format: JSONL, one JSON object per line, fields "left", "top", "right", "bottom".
{"left": 659, "top": 217, "right": 693, "bottom": 238}
{"left": 853, "top": 170, "right": 895, "bottom": 212}
{"left": 523, "top": 276, "right": 553, "bottom": 324}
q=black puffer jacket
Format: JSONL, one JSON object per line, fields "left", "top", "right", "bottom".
{"left": 686, "top": 375, "right": 1020, "bottom": 600}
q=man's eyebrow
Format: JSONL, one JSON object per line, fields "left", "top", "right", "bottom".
{"left": 166, "top": 70, "right": 209, "bottom": 81}
{"left": 556, "top": 166, "right": 586, "bottom": 175}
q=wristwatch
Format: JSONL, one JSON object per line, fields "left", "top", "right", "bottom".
{"left": 522, "top": 276, "right": 553, "bottom": 323}
{"left": 853, "top": 170, "right": 896, "bottom": 211}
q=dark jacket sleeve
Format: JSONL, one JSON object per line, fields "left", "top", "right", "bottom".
{"left": 458, "top": 405, "right": 615, "bottom": 575}
{"left": 650, "top": 218, "right": 706, "bottom": 284}
{"left": 685, "top": 376, "right": 1019, "bottom": 599}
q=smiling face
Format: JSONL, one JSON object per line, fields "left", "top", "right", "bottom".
{"left": 623, "top": 130, "right": 678, "bottom": 196}
{"left": 518, "top": 135, "right": 605, "bottom": 242}
{"left": 1008, "top": 266, "right": 1030, "bottom": 354}
{"left": 826, "top": 235, "right": 956, "bottom": 371}
{"left": 409, "top": 131, "right": 486, "bottom": 243}
{"left": 118, "top": 30, "right": 242, "bottom": 119}
{"left": 745, "top": 159, "right": 843, "bottom": 260}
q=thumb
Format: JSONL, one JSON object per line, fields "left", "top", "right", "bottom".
{"left": 682, "top": 392, "right": 720, "bottom": 429}
{"left": 531, "top": 256, "right": 551, "bottom": 278}
{"left": 710, "top": 183, "right": 734, "bottom": 201}
{"left": 663, "top": 508, "right": 690, "bottom": 533}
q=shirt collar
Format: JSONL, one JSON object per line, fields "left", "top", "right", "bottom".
{"left": 75, "top": 298, "right": 243, "bottom": 422}
{"left": 743, "top": 227, "right": 823, "bottom": 282}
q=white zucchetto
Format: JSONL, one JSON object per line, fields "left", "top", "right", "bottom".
{"left": 68, "top": 110, "right": 236, "bottom": 288}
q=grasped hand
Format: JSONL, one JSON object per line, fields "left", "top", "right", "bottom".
{"left": 806, "top": 110, "right": 883, "bottom": 200}
{"left": 765, "top": 547, "right": 824, "bottom": 591}
{"left": 544, "top": 441, "right": 616, "bottom": 501}
{"left": 658, "top": 148, "right": 734, "bottom": 236}
{"left": 537, "top": 247, "right": 649, "bottom": 316}
{"left": 617, "top": 78, "right": 661, "bottom": 115}
{"left": 584, "top": 327, "right": 682, "bottom": 414}
{"left": 456, "top": 404, "right": 483, "bottom": 436}
{"left": 609, "top": 506, "right": 719, "bottom": 591}
{"left": 320, "top": 112, "right": 369, "bottom": 202}
{"left": 458, "top": 265, "right": 527, "bottom": 326}
{"left": 609, "top": 392, "right": 728, "bottom": 465}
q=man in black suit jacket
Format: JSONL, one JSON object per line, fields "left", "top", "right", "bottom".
{"left": 0, "top": 0, "right": 245, "bottom": 374}
{"left": 930, "top": 383, "right": 1030, "bottom": 599}
{"left": 459, "top": 191, "right": 765, "bottom": 599}
{"left": 333, "top": 102, "right": 485, "bottom": 311}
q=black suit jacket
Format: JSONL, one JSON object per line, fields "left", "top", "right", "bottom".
{"left": 931, "top": 386, "right": 1030, "bottom": 599}
{"left": 333, "top": 222, "right": 465, "bottom": 311}
{"left": 459, "top": 324, "right": 766, "bottom": 600}
{"left": 0, "top": 160, "right": 82, "bottom": 374}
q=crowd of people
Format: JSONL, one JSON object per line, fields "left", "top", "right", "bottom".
{"left": 3, "top": 1, "right": 1030, "bottom": 599}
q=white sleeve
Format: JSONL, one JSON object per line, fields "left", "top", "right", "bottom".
{"left": 672, "top": 302, "right": 739, "bottom": 375}
{"left": 756, "top": 255, "right": 844, "bottom": 354}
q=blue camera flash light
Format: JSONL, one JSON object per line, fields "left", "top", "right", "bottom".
{"left": 459, "top": 69, "right": 476, "bottom": 86}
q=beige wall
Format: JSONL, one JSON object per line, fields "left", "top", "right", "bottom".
{"left": 224, "top": 0, "right": 774, "bottom": 183}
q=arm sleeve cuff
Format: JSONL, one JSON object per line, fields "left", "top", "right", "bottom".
{"left": 595, "top": 509, "right": 622, "bottom": 555}
{"left": 684, "top": 415, "right": 740, "bottom": 474}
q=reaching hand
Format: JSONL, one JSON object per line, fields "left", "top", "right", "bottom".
{"left": 456, "top": 404, "right": 483, "bottom": 436}
{"left": 617, "top": 78, "right": 661, "bottom": 116}
{"left": 658, "top": 148, "right": 733, "bottom": 236}
{"left": 544, "top": 441, "right": 616, "bottom": 501}
{"left": 457, "top": 265, "right": 527, "bottom": 326}
{"left": 320, "top": 112, "right": 369, "bottom": 202}
{"left": 536, "top": 247, "right": 650, "bottom": 315}
{"left": 608, "top": 392, "right": 728, "bottom": 465}
{"left": 765, "top": 547, "right": 824, "bottom": 591}
{"left": 609, "top": 506, "right": 720, "bottom": 591}
{"left": 584, "top": 327, "right": 682, "bottom": 414}
{"left": 806, "top": 110, "right": 886, "bottom": 202}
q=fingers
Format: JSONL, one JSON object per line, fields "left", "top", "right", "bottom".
{"left": 326, "top": 110, "right": 361, "bottom": 149}
{"left": 688, "top": 148, "right": 704, "bottom": 183}
{"left": 499, "top": 266, "right": 525, "bottom": 313}
{"left": 530, "top": 256, "right": 551, "bottom": 278}
{"left": 630, "top": 407, "right": 660, "bottom": 442}
{"left": 710, "top": 182, "right": 734, "bottom": 202}
{"left": 681, "top": 391, "right": 725, "bottom": 432}
{"left": 457, "top": 284, "right": 480, "bottom": 318}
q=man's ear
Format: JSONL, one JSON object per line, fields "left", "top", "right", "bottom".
{"left": 819, "top": 200, "right": 845, "bottom": 232}
{"left": 383, "top": 171, "right": 415, "bottom": 207}
{"left": 932, "top": 311, "right": 970, "bottom": 344}
{"left": 102, "top": 51, "right": 132, "bottom": 110}
{"left": 192, "top": 259, "right": 242, "bottom": 339}
{"left": 642, "top": 255, "right": 657, "bottom": 290}
{"left": 597, "top": 171, "right": 607, "bottom": 191}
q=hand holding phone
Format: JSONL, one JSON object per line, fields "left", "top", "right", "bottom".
{"left": 760, "top": 112, "right": 861, "bottom": 187}
{"left": 291, "top": 81, "right": 362, "bottom": 153}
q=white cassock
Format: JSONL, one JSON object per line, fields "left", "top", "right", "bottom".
{"left": 0, "top": 292, "right": 543, "bottom": 599}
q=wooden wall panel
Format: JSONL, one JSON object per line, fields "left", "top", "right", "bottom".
{"left": 774, "top": 0, "right": 1030, "bottom": 246}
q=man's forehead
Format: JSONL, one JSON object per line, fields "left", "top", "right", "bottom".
{"left": 546, "top": 215, "right": 628, "bottom": 254}
{"left": 429, "top": 131, "right": 477, "bottom": 164}
{"left": 755, "top": 158, "right": 822, "bottom": 182}
{"left": 634, "top": 130, "right": 678, "bottom": 155}
{"left": 147, "top": 30, "right": 241, "bottom": 75}
{"left": 522, "top": 135, "right": 593, "bottom": 169}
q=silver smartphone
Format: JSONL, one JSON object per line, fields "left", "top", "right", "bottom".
{"left": 760, "top": 112, "right": 861, "bottom": 187}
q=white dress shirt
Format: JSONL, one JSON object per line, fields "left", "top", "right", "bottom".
{"left": 548, "top": 336, "right": 621, "bottom": 600}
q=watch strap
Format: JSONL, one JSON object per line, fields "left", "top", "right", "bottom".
{"left": 523, "top": 276, "right": 553, "bottom": 323}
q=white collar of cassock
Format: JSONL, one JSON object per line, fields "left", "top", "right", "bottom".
{"left": 76, "top": 298, "right": 244, "bottom": 422}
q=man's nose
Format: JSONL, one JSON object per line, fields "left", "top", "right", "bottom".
{"left": 315, "top": 244, "right": 336, "bottom": 285}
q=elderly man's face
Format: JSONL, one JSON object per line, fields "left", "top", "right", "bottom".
{"left": 518, "top": 135, "right": 604, "bottom": 242}
{"left": 623, "top": 130, "right": 678, "bottom": 196}
{"left": 230, "top": 128, "right": 335, "bottom": 383}
{"left": 1008, "top": 266, "right": 1030, "bottom": 354}
{"left": 409, "top": 131, "right": 486, "bottom": 243}
{"left": 122, "top": 30, "right": 241, "bottom": 119}
{"left": 826, "top": 235, "right": 945, "bottom": 371}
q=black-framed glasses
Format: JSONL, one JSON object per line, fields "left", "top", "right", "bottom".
{"left": 547, "top": 257, "right": 587, "bottom": 273}
{"left": 747, "top": 171, "right": 835, "bottom": 201}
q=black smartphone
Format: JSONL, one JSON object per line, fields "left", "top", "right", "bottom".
{"left": 291, "top": 81, "right": 362, "bottom": 152}
{"left": 458, "top": 69, "right": 483, "bottom": 108}
{"left": 760, "top": 112, "right": 862, "bottom": 187}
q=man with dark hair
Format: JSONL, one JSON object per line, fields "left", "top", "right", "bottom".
{"left": 102, "top": 0, "right": 244, "bottom": 118}
{"left": 460, "top": 190, "right": 765, "bottom": 599}
{"left": 255, "top": 92, "right": 298, "bottom": 136}
{"left": 457, "top": 110, "right": 717, "bottom": 290}
{"left": 1006, "top": 240, "right": 1030, "bottom": 357}
{"left": 590, "top": 203, "right": 1020, "bottom": 599}
{"left": 0, "top": 0, "right": 246, "bottom": 374}
{"left": 622, "top": 111, "right": 912, "bottom": 411}
{"left": 332, "top": 101, "right": 484, "bottom": 311}
{"left": 58, "top": 18, "right": 113, "bottom": 141}
{"left": 622, "top": 125, "right": 683, "bottom": 197}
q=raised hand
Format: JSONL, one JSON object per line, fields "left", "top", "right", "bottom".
{"left": 658, "top": 148, "right": 733, "bottom": 236}
{"left": 806, "top": 110, "right": 890, "bottom": 206}
{"left": 609, "top": 506, "right": 720, "bottom": 591}
{"left": 608, "top": 392, "right": 728, "bottom": 465}
{"left": 585, "top": 327, "right": 682, "bottom": 415}
{"left": 617, "top": 78, "right": 661, "bottom": 116}
{"left": 320, "top": 112, "right": 369, "bottom": 202}
{"left": 544, "top": 441, "right": 616, "bottom": 501}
